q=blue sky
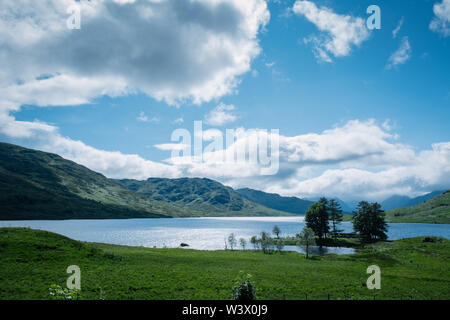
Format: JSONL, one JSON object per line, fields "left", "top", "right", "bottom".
{"left": 1, "top": 0, "right": 449, "bottom": 201}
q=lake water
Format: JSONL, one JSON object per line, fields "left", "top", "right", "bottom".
{"left": 1, "top": 217, "right": 449, "bottom": 255}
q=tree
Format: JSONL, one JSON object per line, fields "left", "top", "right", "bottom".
{"left": 250, "top": 235, "right": 259, "bottom": 250}
{"left": 274, "top": 239, "right": 284, "bottom": 253}
{"left": 259, "top": 231, "right": 272, "bottom": 254}
{"left": 305, "top": 201, "right": 329, "bottom": 246}
{"left": 297, "top": 227, "right": 316, "bottom": 259}
{"left": 228, "top": 233, "right": 237, "bottom": 250}
{"left": 352, "top": 201, "right": 388, "bottom": 243}
{"left": 272, "top": 225, "right": 281, "bottom": 239}
{"left": 328, "top": 199, "right": 343, "bottom": 238}
{"left": 239, "top": 238, "right": 247, "bottom": 250}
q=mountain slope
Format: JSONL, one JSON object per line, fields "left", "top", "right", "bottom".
{"left": 381, "top": 195, "right": 412, "bottom": 211}
{"left": 381, "top": 191, "right": 446, "bottom": 210}
{"left": 0, "top": 142, "right": 187, "bottom": 219}
{"left": 386, "top": 190, "right": 450, "bottom": 224}
{"left": 119, "top": 178, "right": 289, "bottom": 216}
{"left": 235, "top": 188, "right": 313, "bottom": 215}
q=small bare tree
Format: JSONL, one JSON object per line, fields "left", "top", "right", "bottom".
{"left": 228, "top": 233, "right": 237, "bottom": 250}
{"left": 297, "top": 227, "right": 316, "bottom": 259}
{"left": 250, "top": 235, "right": 259, "bottom": 250}
{"left": 239, "top": 238, "right": 247, "bottom": 250}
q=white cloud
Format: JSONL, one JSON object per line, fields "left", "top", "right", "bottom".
{"left": 430, "top": 0, "right": 450, "bottom": 36}
{"left": 137, "top": 112, "right": 148, "bottom": 122}
{"left": 137, "top": 111, "right": 159, "bottom": 123}
{"left": 0, "top": 0, "right": 270, "bottom": 107}
{"left": 392, "top": 17, "right": 404, "bottom": 38}
{"left": 155, "top": 119, "right": 450, "bottom": 201}
{"left": 386, "top": 36, "right": 412, "bottom": 69}
{"left": 292, "top": 0, "right": 370, "bottom": 62}
{"left": 204, "top": 103, "right": 237, "bottom": 126}
{"left": 173, "top": 117, "right": 184, "bottom": 124}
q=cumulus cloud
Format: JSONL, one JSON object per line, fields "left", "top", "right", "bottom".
{"left": 204, "top": 103, "right": 237, "bottom": 126}
{"left": 292, "top": 0, "right": 370, "bottom": 62}
{"left": 153, "top": 119, "right": 450, "bottom": 201}
{"left": 0, "top": 0, "right": 269, "bottom": 107}
{"left": 2, "top": 115, "right": 449, "bottom": 201}
{"left": 430, "top": 0, "right": 450, "bottom": 36}
{"left": 0, "top": 0, "right": 268, "bottom": 178}
{"left": 386, "top": 37, "right": 412, "bottom": 69}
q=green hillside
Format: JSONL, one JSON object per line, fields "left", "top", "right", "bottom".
{"left": 1, "top": 228, "right": 449, "bottom": 300}
{"left": 0, "top": 142, "right": 187, "bottom": 219}
{"left": 386, "top": 190, "right": 450, "bottom": 224}
{"left": 0, "top": 142, "right": 287, "bottom": 219}
{"left": 119, "top": 178, "right": 288, "bottom": 217}
{"left": 235, "top": 188, "right": 313, "bottom": 214}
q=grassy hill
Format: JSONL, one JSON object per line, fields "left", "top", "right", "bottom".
{"left": 1, "top": 227, "right": 449, "bottom": 300}
{"left": 0, "top": 142, "right": 287, "bottom": 219}
{"left": 235, "top": 188, "right": 313, "bottom": 214}
{"left": 386, "top": 190, "right": 450, "bottom": 224}
{"left": 119, "top": 178, "right": 288, "bottom": 217}
{"left": 0, "top": 142, "right": 189, "bottom": 219}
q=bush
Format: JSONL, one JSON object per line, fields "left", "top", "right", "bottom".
{"left": 48, "top": 284, "right": 80, "bottom": 300}
{"left": 232, "top": 272, "right": 256, "bottom": 301}
{"left": 422, "top": 237, "right": 442, "bottom": 243}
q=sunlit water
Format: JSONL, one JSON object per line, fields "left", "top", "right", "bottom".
{"left": 1, "top": 217, "right": 449, "bottom": 255}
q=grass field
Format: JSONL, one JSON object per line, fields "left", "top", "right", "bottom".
{"left": 0, "top": 228, "right": 449, "bottom": 300}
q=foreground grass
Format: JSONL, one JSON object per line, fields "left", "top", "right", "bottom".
{"left": 0, "top": 228, "right": 449, "bottom": 300}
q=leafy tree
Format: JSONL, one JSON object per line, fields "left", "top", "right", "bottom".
{"left": 353, "top": 201, "right": 388, "bottom": 243}
{"left": 328, "top": 199, "right": 343, "bottom": 238}
{"left": 272, "top": 225, "right": 281, "bottom": 239}
{"left": 305, "top": 201, "right": 329, "bottom": 246}
{"left": 297, "top": 227, "right": 316, "bottom": 259}
{"left": 319, "top": 197, "right": 328, "bottom": 205}
{"left": 228, "top": 233, "right": 237, "bottom": 250}
{"left": 239, "top": 238, "right": 247, "bottom": 250}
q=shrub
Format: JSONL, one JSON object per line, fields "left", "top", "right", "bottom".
{"left": 48, "top": 284, "right": 80, "bottom": 300}
{"left": 232, "top": 272, "right": 256, "bottom": 301}
{"left": 422, "top": 237, "right": 442, "bottom": 243}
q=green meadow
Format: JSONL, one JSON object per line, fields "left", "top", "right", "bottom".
{"left": 0, "top": 228, "right": 448, "bottom": 300}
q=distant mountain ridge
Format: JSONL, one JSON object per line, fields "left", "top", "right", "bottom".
{"left": 386, "top": 190, "right": 450, "bottom": 223}
{"left": 381, "top": 191, "right": 446, "bottom": 210}
{"left": 235, "top": 188, "right": 313, "bottom": 215}
{"left": 119, "top": 178, "right": 287, "bottom": 216}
